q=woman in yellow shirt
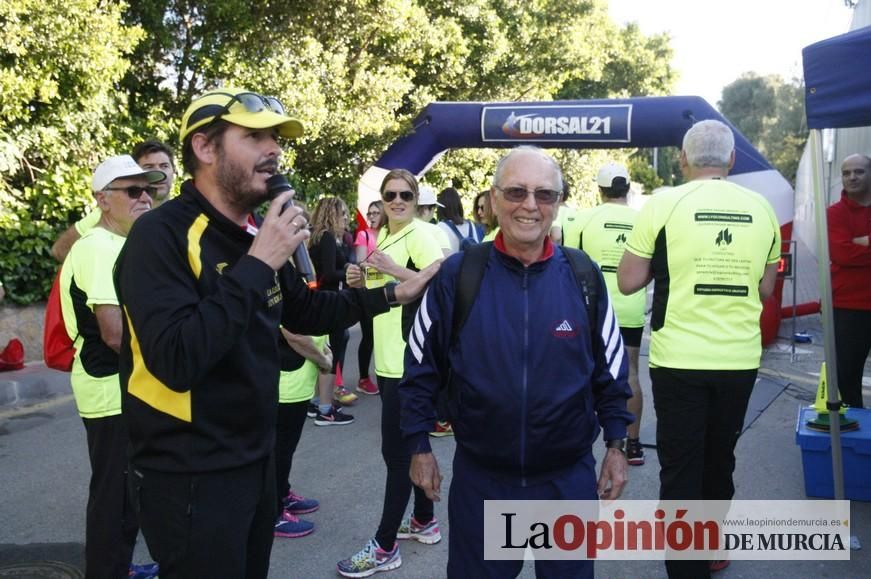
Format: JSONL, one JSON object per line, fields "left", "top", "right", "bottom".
{"left": 338, "top": 170, "right": 445, "bottom": 577}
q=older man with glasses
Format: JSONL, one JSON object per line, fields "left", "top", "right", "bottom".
{"left": 400, "top": 146, "right": 633, "bottom": 578}
{"left": 51, "top": 139, "right": 178, "bottom": 263}
{"left": 114, "top": 88, "right": 437, "bottom": 578}
{"left": 59, "top": 155, "right": 164, "bottom": 579}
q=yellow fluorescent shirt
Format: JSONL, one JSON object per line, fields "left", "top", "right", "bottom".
{"left": 74, "top": 209, "right": 102, "bottom": 236}
{"left": 278, "top": 335, "right": 326, "bottom": 404}
{"left": 60, "top": 226, "right": 126, "bottom": 418}
{"left": 556, "top": 204, "right": 579, "bottom": 245}
{"left": 368, "top": 220, "right": 444, "bottom": 378}
{"left": 574, "top": 203, "right": 646, "bottom": 328}
{"left": 625, "top": 180, "right": 781, "bottom": 370}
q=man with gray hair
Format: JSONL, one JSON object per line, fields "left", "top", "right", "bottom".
{"left": 60, "top": 155, "right": 164, "bottom": 578}
{"left": 401, "top": 146, "right": 633, "bottom": 578}
{"left": 618, "top": 120, "right": 781, "bottom": 578}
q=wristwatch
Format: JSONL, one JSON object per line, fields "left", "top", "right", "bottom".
{"left": 384, "top": 281, "right": 400, "bottom": 306}
{"left": 605, "top": 438, "right": 627, "bottom": 453}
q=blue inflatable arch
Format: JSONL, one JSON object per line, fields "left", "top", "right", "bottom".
{"left": 358, "top": 96, "right": 794, "bottom": 228}
{"left": 357, "top": 96, "right": 794, "bottom": 345}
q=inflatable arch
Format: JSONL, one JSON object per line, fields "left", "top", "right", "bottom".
{"left": 358, "top": 97, "right": 795, "bottom": 345}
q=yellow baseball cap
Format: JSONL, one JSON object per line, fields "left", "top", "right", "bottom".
{"left": 180, "top": 88, "right": 304, "bottom": 141}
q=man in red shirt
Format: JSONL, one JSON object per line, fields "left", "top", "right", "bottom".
{"left": 828, "top": 153, "right": 871, "bottom": 408}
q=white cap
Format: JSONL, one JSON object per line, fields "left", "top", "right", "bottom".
{"left": 91, "top": 155, "right": 166, "bottom": 192}
{"left": 596, "top": 162, "right": 630, "bottom": 188}
{"left": 418, "top": 185, "right": 444, "bottom": 207}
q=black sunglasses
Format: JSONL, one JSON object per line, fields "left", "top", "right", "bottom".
{"left": 382, "top": 190, "right": 415, "bottom": 203}
{"left": 185, "top": 92, "right": 286, "bottom": 132}
{"left": 495, "top": 185, "right": 561, "bottom": 205}
{"left": 105, "top": 185, "right": 157, "bottom": 199}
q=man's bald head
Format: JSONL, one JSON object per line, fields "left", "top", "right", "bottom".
{"left": 841, "top": 154, "right": 871, "bottom": 202}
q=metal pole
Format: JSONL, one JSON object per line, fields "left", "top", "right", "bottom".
{"left": 791, "top": 240, "right": 797, "bottom": 362}
{"left": 810, "top": 129, "right": 844, "bottom": 499}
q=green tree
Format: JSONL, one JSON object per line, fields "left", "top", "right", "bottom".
{"left": 0, "top": 0, "right": 142, "bottom": 303}
{"left": 718, "top": 73, "right": 777, "bottom": 146}
{"left": 123, "top": 0, "right": 677, "bottom": 202}
{"left": 765, "top": 81, "right": 807, "bottom": 184}
{"left": 1, "top": 0, "right": 678, "bottom": 304}
{"left": 717, "top": 72, "right": 807, "bottom": 184}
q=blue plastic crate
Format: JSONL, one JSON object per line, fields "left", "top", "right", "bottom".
{"left": 795, "top": 407, "right": 871, "bottom": 501}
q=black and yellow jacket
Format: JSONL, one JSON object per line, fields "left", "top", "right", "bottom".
{"left": 115, "top": 180, "right": 389, "bottom": 472}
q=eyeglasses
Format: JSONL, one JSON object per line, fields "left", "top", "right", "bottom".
{"left": 495, "top": 185, "right": 561, "bottom": 205}
{"left": 366, "top": 211, "right": 380, "bottom": 217}
{"left": 185, "top": 92, "right": 286, "bottom": 132}
{"left": 382, "top": 190, "right": 415, "bottom": 203}
{"left": 105, "top": 185, "right": 157, "bottom": 199}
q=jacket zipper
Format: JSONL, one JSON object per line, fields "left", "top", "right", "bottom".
{"left": 520, "top": 268, "right": 529, "bottom": 487}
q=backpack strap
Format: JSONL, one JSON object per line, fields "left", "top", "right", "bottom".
{"left": 561, "top": 246, "right": 600, "bottom": 352}
{"left": 450, "top": 241, "right": 492, "bottom": 344}
{"left": 442, "top": 241, "right": 492, "bottom": 400}
{"left": 445, "top": 220, "right": 464, "bottom": 243}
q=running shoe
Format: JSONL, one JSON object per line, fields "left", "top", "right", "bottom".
{"left": 274, "top": 509, "right": 314, "bottom": 538}
{"left": 356, "top": 377, "right": 380, "bottom": 395}
{"left": 626, "top": 438, "right": 645, "bottom": 466}
{"left": 334, "top": 386, "right": 358, "bottom": 406}
{"left": 128, "top": 562, "right": 159, "bottom": 579}
{"left": 428, "top": 421, "right": 454, "bottom": 438}
{"left": 314, "top": 405, "right": 355, "bottom": 426}
{"left": 306, "top": 401, "right": 318, "bottom": 418}
{"left": 396, "top": 515, "right": 441, "bottom": 544}
{"left": 337, "top": 539, "right": 401, "bottom": 578}
{"left": 283, "top": 489, "right": 319, "bottom": 514}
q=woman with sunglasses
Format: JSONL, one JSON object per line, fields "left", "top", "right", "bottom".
{"left": 338, "top": 170, "right": 445, "bottom": 578}
{"left": 353, "top": 201, "right": 385, "bottom": 395}
{"left": 473, "top": 189, "right": 501, "bottom": 242}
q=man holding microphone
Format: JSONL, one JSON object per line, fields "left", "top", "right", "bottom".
{"left": 115, "top": 89, "right": 438, "bottom": 579}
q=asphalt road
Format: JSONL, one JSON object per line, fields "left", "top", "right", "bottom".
{"left": 1, "top": 319, "right": 870, "bottom": 578}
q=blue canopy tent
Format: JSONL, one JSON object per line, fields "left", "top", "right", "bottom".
{"left": 359, "top": 96, "right": 795, "bottom": 343}
{"left": 805, "top": 26, "right": 871, "bottom": 130}
{"left": 802, "top": 25, "right": 871, "bottom": 501}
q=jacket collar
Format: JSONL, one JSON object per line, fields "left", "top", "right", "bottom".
{"left": 181, "top": 180, "right": 256, "bottom": 242}
{"left": 493, "top": 231, "right": 555, "bottom": 265}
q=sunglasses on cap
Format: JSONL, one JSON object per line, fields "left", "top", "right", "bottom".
{"left": 495, "top": 185, "right": 561, "bottom": 205}
{"left": 185, "top": 92, "right": 286, "bottom": 133}
{"left": 382, "top": 190, "right": 415, "bottom": 203}
{"left": 105, "top": 185, "right": 158, "bottom": 199}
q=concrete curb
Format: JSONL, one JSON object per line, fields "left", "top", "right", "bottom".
{"left": 0, "top": 362, "right": 71, "bottom": 408}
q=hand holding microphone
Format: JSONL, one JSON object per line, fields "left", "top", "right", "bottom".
{"left": 247, "top": 175, "right": 312, "bottom": 274}
{"left": 266, "top": 174, "right": 315, "bottom": 282}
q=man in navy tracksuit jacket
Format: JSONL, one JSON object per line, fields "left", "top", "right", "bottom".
{"left": 400, "top": 147, "right": 633, "bottom": 578}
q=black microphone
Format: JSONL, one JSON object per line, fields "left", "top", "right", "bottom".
{"left": 266, "top": 174, "right": 315, "bottom": 283}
